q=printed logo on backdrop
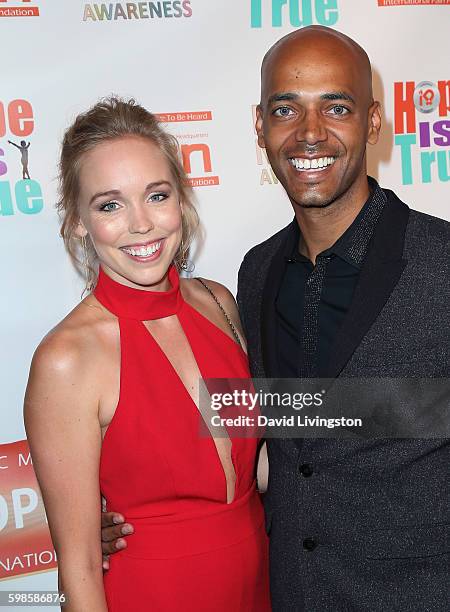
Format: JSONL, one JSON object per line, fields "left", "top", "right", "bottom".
{"left": 155, "top": 111, "right": 219, "bottom": 188}
{"left": 83, "top": 1, "right": 192, "bottom": 21}
{"left": 394, "top": 79, "right": 450, "bottom": 185}
{"left": 0, "top": 0, "right": 39, "bottom": 18}
{"left": 251, "top": 105, "right": 279, "bottom": 186}
{"left": 378, "top": 0, "right": 450, "bottom": 6}
{"left": 0, "top": 99, "right": 44, "bottom": 217}
{"left": 250, "top": 0, "right": 339, "bottom": 28}
{"left": 0, "top": 440, "right": 57, "bottom": 581}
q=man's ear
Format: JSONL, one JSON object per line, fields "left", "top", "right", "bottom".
{"left": 255, "top": 105, "right": 266, "bottom": 149}
{"left": 367, "top": 101, "right": 381, "bottom": 146}
{"left": 74, "top": 220, "right": 88, "bottom": 239}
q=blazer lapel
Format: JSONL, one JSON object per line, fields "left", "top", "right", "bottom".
{"left": 323, "top": 191, "right": 410, "bottom": 379}
{"left": 261, "top": 220, "right": 298, "bottom": 378}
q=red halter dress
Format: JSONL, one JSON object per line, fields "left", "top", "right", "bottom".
{"left": 95, "top": 266, "right": 270, "bottom": 611}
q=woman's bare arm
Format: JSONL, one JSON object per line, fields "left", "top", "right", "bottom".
{"left": 24, "top": 331, "right": 107, "bottom": 611}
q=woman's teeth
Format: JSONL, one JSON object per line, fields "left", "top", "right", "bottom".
{"left": 122, "top": 241, "right": 161, "bottom": 257}
{"left": 289, "top": 156, "right": 336, "bottom": 171}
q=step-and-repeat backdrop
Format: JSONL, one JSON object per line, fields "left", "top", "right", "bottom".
{"left": 1, "top": 0, "right": 449, "bottom": 606}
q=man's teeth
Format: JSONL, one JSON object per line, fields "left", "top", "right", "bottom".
{"left": 289, "top": 156, "right": 336, "bottom": 171}
{"left": 122, "top": 241, "right": 162, "bottom": 257}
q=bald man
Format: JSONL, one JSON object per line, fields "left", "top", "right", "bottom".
{"left": 101, "top": 27, "right": 449, "bottom": 611}
{"left": 237, "top": 26, "right": 449, "bottom": 611}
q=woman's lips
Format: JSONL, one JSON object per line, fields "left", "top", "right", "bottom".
{"left": 120, "top": 239, "right": 164, "bottom": 263}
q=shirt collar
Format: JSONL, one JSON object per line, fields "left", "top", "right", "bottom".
{"left": 289, "top": 177, "right": 387, "bottom": 270}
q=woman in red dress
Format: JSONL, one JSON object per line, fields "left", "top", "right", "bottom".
{"left": 24, "top": 97, "right": 270, "bottom": 611}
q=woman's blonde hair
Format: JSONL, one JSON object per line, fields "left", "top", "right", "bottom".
{"left": 57, "top": 96, "right": 199, "bottom": 289}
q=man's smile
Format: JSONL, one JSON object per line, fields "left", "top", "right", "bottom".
{"left": 288, "top": 156, "right": 336, "bottom": 171}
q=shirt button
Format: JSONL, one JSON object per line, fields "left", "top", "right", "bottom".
{"left": 299, "top": 463, "right": 313, "bottom": 477}
{"left": 303, "top": 538, "right": 317, "bottom": 551}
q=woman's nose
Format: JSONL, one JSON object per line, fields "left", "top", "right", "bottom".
{"left": 128, "top": 205, "right": 154, "bottom": 234}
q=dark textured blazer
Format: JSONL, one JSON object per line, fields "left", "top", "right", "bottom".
{"left": 237, "top": 187, "right": 450, "bottom": 612}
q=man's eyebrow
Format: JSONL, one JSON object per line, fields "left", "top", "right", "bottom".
{"left": 89, "top": 181, "right": 172, "bottom": 206}
{"left": 266, "top": 91, "right": 356, "bottom": 107}
{"left": 320, "top": 91, "right": 356, "bottom": 104}
{"left": 266, "top": 92, "right": 299, "bottom": 106}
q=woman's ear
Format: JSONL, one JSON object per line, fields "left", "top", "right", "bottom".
{"left": 74, "top": 220, "right": 88, "bottom": 239}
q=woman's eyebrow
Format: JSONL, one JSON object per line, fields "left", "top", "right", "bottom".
{"left": 89, "top": 181, "right": 172, "bottom": 205}
{"left": 89, "top": 189, "right": 121, "bottom": 205}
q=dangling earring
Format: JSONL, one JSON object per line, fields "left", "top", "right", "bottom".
{"left": 179, "top": 236, "right": 189, "bottom": 271}
{"left": 80, "top": 235, "right": 94, "bottom": 292}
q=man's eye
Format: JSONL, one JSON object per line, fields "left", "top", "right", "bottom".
{"left": 100, "top": 201, "right": 119, "bottom": 212}
{"left": 273, "top": 106, "right": 294, "bottom": 118}
{"left": 149, "top": 192, "right": 168, "bottom": 203}
{"left": 329, "top": 105, "right": 349, "bottom": 116}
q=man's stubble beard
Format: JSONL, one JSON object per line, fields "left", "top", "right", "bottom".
{"left": 282, "top": 167, "right": 363, "bottom": 212}
{"left": 285, "top": 182, "right": 342, "bottom": 210}
{"left": 295, "top": 196, "right": 337, "bottom": 210}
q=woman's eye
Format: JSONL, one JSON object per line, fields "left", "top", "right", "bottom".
{"left": 149, "top": 192, "right": 168, "bottom": 203}
{"left": 329, "top": 105, "right": 349, "bottom": 116}
{"left": 273, "top": 106, "right": 294, "bottom": 118}
{"left": 100, "top": 201, "right": 119, "bottom": 212}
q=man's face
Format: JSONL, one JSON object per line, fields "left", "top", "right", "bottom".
{"left": 256, "top": 37, "right": 381, "bottom": 209}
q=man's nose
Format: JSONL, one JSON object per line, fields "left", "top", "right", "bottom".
{"left": 295, "top": 109, "right": 327, "bottom": 145}
{"left": 128, "top": 205, "right": 154, "bottom": 234}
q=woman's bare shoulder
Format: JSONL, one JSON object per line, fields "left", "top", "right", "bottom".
{"left": 181, "top": 277, "right": 237, "bottom": 311}
{"left": 181, "top": 276, "right": 246, "bottom": 348}
{"left": 31, "top": 295, "right": 117, "bottom": 377}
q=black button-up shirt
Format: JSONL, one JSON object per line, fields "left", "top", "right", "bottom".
{"left": 275, "top": 178, "right": 386, "bottom": 377}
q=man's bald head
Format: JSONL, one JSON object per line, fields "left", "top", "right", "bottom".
{"left": 261, "top": 26, "right": 373, "bottom": 107}
{"left": 255, "top": 25, "right": 381, "bottom": 210}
